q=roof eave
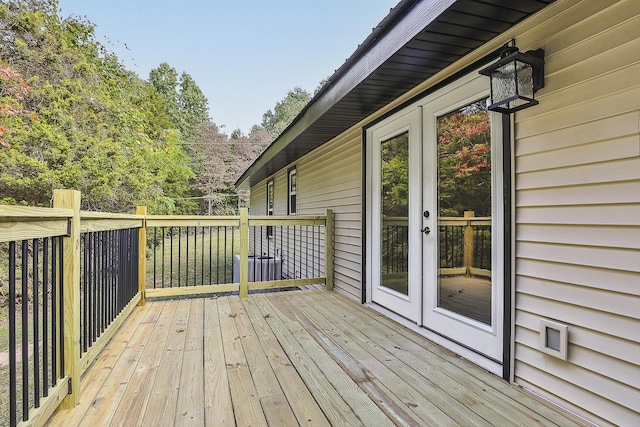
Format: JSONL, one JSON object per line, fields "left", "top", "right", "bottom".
{"left": 235, "top": 0, "right": 454, "bottom": 188}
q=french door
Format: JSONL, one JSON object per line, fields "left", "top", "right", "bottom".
{"left": 367, "top": 73, "right": 504, "bottom": 361}
{"left": 367, "top": 108, "right": 422, "bottom": 322}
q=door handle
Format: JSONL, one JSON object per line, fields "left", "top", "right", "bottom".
{"left": 421, "top": 226, "right": 431, "bottom": 235}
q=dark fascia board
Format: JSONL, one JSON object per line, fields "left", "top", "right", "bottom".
{"left": 235, "top": 0, "right": 456, "bottom": 188}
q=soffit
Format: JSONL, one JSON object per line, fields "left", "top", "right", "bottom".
{"left": 236, "top": 0, "right": 555, "bottom": 188}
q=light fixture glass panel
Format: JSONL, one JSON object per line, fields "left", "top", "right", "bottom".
{"left": 516, "top": 60, "right": 534, "bottom": 99}
{"left": 491, "top": 62, "right": 516, "bottom": 104}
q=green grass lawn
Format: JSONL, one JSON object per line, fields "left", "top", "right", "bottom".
{"left": 146, "top": 227, "right": 241, "bottom": 289}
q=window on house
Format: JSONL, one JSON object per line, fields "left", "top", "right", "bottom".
{"left": 267, "top": 179, "right": 274, "bottom": 237}
{"left": 288, "top": 167, "right": 297, "bottom": 215}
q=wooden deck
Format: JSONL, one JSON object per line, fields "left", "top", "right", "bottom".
{"left": 47, "top": 289, "right": 584, "bottom": 427}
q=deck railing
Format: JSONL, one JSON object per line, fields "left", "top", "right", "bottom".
{"left": 0, "top": 189, "right": 334, "bottom": 426}
{"left": 145, "top": 210, "right": 333, "bottom": 299}
{"left": 382, "top": 211, "right": 491, "bottom": 278}
{"left": 0, "top": 202, "right": 71, "bottom": 427}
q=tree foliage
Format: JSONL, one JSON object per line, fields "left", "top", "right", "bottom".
{"left": 149, "top": 62, "right": 209, "bottom": 142}
{"left": 381, "top": 133, "right": 409, "bottom": 218}
{"left": 0, "top": 1, "right": 316, "bottom": 215}
{"left": 437, "top": 101, "right": 491, "bottom": 217}
{"left": 378, "top": 101, "right": 492, "bottom": 220}
{"left": 261, "top": 86, "right": 310, "bottom": 138}
{"left": 190, "top": 123, "right": 270, "bottom": 214}
{"left": 0, "top": 64, "right": 34, "bottom": 147}
{"left": 0, "top": 0, "right": 196, "bottom": 213}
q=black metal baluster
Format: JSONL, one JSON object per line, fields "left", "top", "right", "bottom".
{"left": 123, "top": 230, "right": 127, "bottom": 309}
{"left": 97, "top": 231, "right": 102, "bottom": 341}
{"left": 105, "top": 231, "right": 110, "bottom": 326}
{"left": 117, "top": 230, "right": 122, "bottom": 312}
{"left": 59, "top": 237, "right": 65, "bottom": 378}
{"left": 192, "top": 227, "right": 196, "bottom": 286}
{"left": 153, "top": 228, "right": 157, "bottom": 289}
{"left": 81, "top": 234, "right": 86, "bottom": 352}
{"left": 130, "top": 230, "right": 135, "bottom": 300}
{"left": 103, "top": 231, "right": 108, "bottom": 329}
{"left": 94, "top": 232, "right": 99, "bottom": 341}
{"left": 169, "top": 227, "right": 173, "bottom": 288}
{"left": 33, "top": 239, "right": 40, "bottom": 408}
{"left": 209, "top": 226, "right": 213, "bottom": 286}
{"left": 22, "top": 241, "right": 29, "bottom": 421}
{"left": 224, "top": 226, "right": 232, "bottom": 283}
{"left": 186, "top": 227, "right": 190, "bottom": 286}
{"left": 294, "top": 225, "right": 298, "bottom": 278}
{"left": 85, "top": 233, "right": 89, "bottom": 350}
{"left": 134, "top": 230, "right": 140, "bottom": 300}
{"left": 193, "top": 227, "right": 197, "bottom": 286}
{"left": 51, "top": 238, "right": 57, "bottom": 384}
{"left": 114, "top": 230, "right": 119, "bottom": 318}
{"left": 163, "top": 227, "right": 167, "bottom": 288}
{"left": 119, "top": 229, "right": 125, "bottom": 311}
{"left": 97, "top": 231, "right": 102, "bottom": 334}
{"left": 286, "top": 225, "right": 290, "bottom": 278}
{"left": 178, "top": 227, "right": 181, "bottom": 287}
{"left": 42, "top": 238, "right": 49, "bottom": 396}
{"left": 162, "top": 227, "right": 166, "bottom": 289}
{"left": 9, "top": 241, "right": 17, "bottom": 427}
{"left": 201, "top": 227, "right": 205, "bottom": 287}
{"left": 215, "top": 227, "right": 220, "bottom": 284}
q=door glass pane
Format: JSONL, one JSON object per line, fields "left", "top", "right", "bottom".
{"left": 436, "top": 100, "right": 492, "bottom": 324}
{"left": 381, "top": 132, "right": 409, "bottom": 295}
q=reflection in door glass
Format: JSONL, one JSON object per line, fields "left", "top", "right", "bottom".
{"left": 381, "top": 132, "right": 409, "bottom": 295}
{"left": 437, "top": 100, "right": 492, "bottom": 324}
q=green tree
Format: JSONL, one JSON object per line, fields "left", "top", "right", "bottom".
{"left": 149, "top": 63, "right": 209, "bottom": 142}
{"left": 261, "top": 86, "right": 310, "bottom": 138}
{"left": 177, "top": 72, "right": 208, "bottom": 141}
{"left": 0, "top": 1, "right": 195, "bottom": 213}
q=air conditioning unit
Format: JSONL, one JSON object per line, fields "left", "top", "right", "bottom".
{"left": 233, "top": 255, "right": 282, "bottom": 283}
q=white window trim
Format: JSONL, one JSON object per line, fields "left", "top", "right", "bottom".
{"left": 288, "top": 167, "right": 297, "bottom": 215}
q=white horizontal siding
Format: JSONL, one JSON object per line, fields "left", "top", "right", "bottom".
{"left": 249, "top": 128, "right": 363, "bottom": 300}
{"left": 297, "top": 129, "right": 363, "bottom": 300}
{"left": 512, "top": 0, "right": 640, "bottom": 424}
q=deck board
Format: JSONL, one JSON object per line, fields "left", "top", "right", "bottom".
{"left": 47, "top": 289, "right": 587, "bottom": 427}
{"left": 203, "top": 297, "right": 235, "bottom": 426}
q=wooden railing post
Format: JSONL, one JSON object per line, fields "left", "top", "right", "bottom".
{"left": 136, "top": 206, "right": 147, "bottom": 306}
{"left": 324, "top": 209, "right": 334, "bottom": 290}
{"left": 53, "top": 189, "right": 81, "bottom": 408}
{"left": 239, "top": 208, "right": 249, "bottom": 298}
{"left": 463, "top": 210, "right": 475, "bottom": 277}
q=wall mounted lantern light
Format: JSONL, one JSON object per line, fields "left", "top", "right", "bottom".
{"left": 479, "top": 46, "right": 545, "bottom": 114}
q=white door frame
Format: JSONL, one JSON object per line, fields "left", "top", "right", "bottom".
{"left": 365, "top": 70, "right": 505, "bottom": 363}
{"left": 421, "top": 73, "right": 504, "bottom": 362}
{"left": 365, "top": 108, "right": 422, "bottom": 322}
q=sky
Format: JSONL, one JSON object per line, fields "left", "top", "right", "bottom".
{"left": 57, "top": 0, "right": 400, "bottom": 135}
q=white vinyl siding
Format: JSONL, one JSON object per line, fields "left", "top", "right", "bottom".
{"left": 510, "top": 0, "right": 640, "bottom": 425}
{"left": 245, "top": 1, "right": 640, "bottom": 424}
{"left": 250, "top": 128, "right": 362, "bottom": 300}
